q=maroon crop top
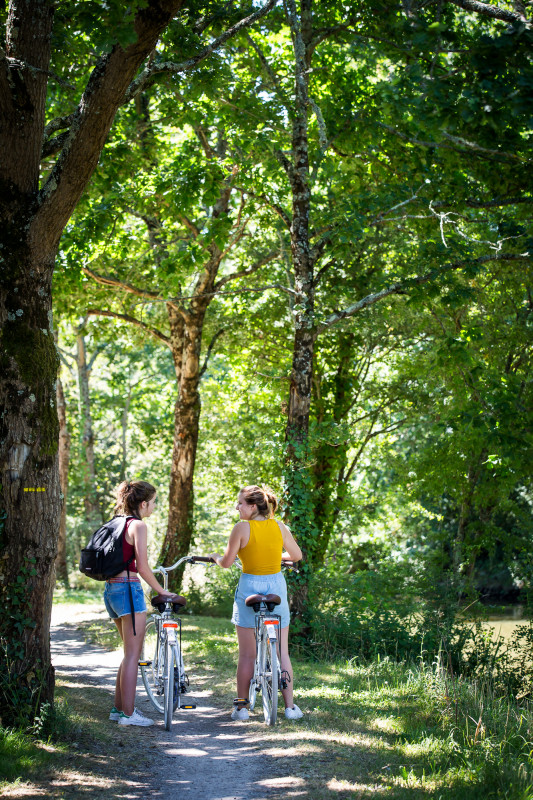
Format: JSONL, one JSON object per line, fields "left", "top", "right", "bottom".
{"left": 122, "top": 518, "right": 138, "bottom": 573}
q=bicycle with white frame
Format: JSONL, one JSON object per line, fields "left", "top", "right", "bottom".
{"left": 245, "top": 560, "right": 299, "bottom": 726}
{"left": 139, "top": 555, "right": 213, "bottom": 731}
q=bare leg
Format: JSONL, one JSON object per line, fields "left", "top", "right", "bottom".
{"left": 113, "top": 613, "right": 146, "bottom": 716}
{"left": 279, "top": 626, "right": 295, "bottom": 709}
{"left": 235, "top": 626, "right": 256, "bottom": 706}
{"left": 113, "top": 618, "right": 123, "bottom": 711}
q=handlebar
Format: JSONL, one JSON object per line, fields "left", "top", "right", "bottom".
{"left": 189, "top": 556, "right": 215, "bottom": 564}
{"left": 282, "top": 559, "right": 300, "bottom": 573}
{"left": 153, "top": 555, "right": 299, "bottom": 591}
{"left": 153, "top": 555, "right": 215, "bottom": 590}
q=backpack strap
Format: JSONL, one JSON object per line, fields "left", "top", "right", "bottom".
{"left": 126, "top": 559, "right": 136, "bottom": 636}
{"left": 124, "top": 517, "right": 138, "bottom": 636}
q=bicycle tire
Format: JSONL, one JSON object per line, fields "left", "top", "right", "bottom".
{"left": 140, "top": 619, "right": 165, "bottom": 713}
{"left": 173, "top": 642, "right": 183, "bottom": 711}
{"left": 164, "top": 638, "right": 175, "bottom": 731}
{"left": 249, "top": 674, "right": 258, "bottom": 711}
{"left": 260, "top": 631, "right": 278, "bottom": 725}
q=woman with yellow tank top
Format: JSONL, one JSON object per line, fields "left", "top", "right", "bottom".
{"left": 209, "top": 484, "right": 303, "bottom": 721}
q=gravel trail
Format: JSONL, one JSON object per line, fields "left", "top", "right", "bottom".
{"left": 50, "top": 607, "right": 299, "bottom": 800}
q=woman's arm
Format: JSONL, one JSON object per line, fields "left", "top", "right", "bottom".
{"left": 209, "top": 522, "right": 247, "bottom": 569}
{"left": 130, "top": 520, "right": 173, "bottom": 595}
{"left": 278, "top": 521, "right": 303, "bottom": 562}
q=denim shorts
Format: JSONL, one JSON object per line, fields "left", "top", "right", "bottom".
{"left": 104, "top": 579, "right": 147, "bottom": 619}
{"left": 232, "top": 571, "right": 290, "bottom": 629}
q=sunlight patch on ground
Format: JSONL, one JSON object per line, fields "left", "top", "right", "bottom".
{"left": 371, "top": 716, "right": 403, "bottom": 734}
{"left": 260, "top": 743, "right": 324, "bottom": 757}
{"left": 1, "top": 770, "right": 122, "bottom": 798}
{"left": 267, "top": 729, "right": 392, "bottom": 750}
{"left": 327, "top": 777, "right": 388, "bottom": 794}
{"left": 257, "top": 775, "right": 306, "bottom": 788}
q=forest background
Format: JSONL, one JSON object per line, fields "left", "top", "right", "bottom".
{"left": 1, "top": 0, "right": 533, "bottom": 731}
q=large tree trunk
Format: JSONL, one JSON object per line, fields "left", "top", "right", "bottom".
{"left": 0, "top": 0, "right": 186, "bottom": 723}
{"left": 0, "top": 246, "right": 61, "bottom": 725}
{"left": 282, "top": 0, "right": 317, "bottom": 625}
{"left": 55, "top": 371, "right": 70, "bottom": 586}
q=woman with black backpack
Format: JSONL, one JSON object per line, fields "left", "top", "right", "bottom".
{"left": 105, "top": 480, "right": 176, "bottom": 727}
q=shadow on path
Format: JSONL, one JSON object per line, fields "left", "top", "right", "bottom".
{"left": 50, "top": 614, "right": 289, "bottom": 800}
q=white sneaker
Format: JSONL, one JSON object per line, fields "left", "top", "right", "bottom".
{"left": 231, "top": 707, "right": 249, "bottom": 721}
{"left": 285, "top": 704, "right": 303, "bottom": 720}
{"left": 118, "top": 708, "right": 154, "bottom": 727}
{"left": 109, "top": 706, "right": 120, "bottom": 721}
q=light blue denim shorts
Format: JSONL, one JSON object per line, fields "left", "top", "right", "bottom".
{"left": 104, "top": 579, "right": 147, "bottom": 619}
{"left": 232, "top": 571, "right": 290, "bottom": 629}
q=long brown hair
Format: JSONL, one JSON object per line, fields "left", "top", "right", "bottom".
{"left": 114, "top": 480, "right": 156, "bottom": 518}
{"left": 240, "top": 484, "right": 278, "bottom": 517}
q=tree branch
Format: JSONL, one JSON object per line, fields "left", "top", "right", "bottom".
{"left": 34, "top": 0, "right": 187, "bottom": 257}
{"left": 432, "top": 195, "right": 533, "bottom": 210}
{"left": 82, "top": 265, "right": 180, "bottom": 309}
{"left": 199, "top": 328, "right": 225, "bottom": 377}
{"left": 123, "top": 0, "right": 279, "bottom": 103}
{"left": 215, "top": 249, "right": 279, "bottom": 289}
{"left": 378, "top": 122, "right": 525, "bottom": 162}
{"left": 447, "top": 0, "right": 531, "bottom": 26}
{"left": 317, "top": 252, "right": 531, "bottom": 334}
{"left": 244, "top": 31, "right": 290, "bottom": 107}
{"left": 87, "top": 309, "right": 171, "bottom": 347}
{"left": 43, "top": 113, "right": 76, "bottom": 141}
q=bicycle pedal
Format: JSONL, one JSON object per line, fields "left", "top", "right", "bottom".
{"left": 138, "top": 660, "right": 152, "bottom": 667}
{"left": 178, "top": 704, "right": 197, "bottom": 709}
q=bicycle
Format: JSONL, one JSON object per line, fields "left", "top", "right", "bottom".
{"left": 139, "top": 555, "right": 213, "bottom": 731}
{"left": 245, "top": 560, "right": 299, "bottom": 726}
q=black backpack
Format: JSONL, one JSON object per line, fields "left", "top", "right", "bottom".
{"left": 79, "top": 515, "right": 137, "bottom": 580}
{"left": 79, "top": 515, "right": 140, "bottom": 634}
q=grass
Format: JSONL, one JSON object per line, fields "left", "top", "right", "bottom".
{"left": 3, "top": 600, "right": 533, "bottom": 799}
{"left": 139, "top": 614, "right": 533, "bottom": 798}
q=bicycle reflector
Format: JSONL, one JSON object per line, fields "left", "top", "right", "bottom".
{"left": 162, "top": 621, "right": 179, "bottom": 629}
{"left": 264, "top": 620, "right": 279, "bottom": 625}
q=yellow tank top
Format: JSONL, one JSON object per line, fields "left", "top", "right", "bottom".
{"left": 239, "top": 519, "right": 283, "bottom": 575}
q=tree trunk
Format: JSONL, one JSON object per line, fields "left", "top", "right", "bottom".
{"left": 55, "top": 371, "right": 70, "bottom": 586}
{"left": 157, "top": 185, "right": 232, "bottom": 591}
{"left": 120, "top": 384, "right": 133, "bottom": 482}
{"left": 0, "top": 246, "right": 60, "bottom": 725}
{"left": 0, "top": 0, "right": 187, "bottom": 724}
{"left": 282, "top": 0, "right": 317, "bottom": 626}
{"left": 159, "top": 305, "right": 208, "bottom": 591}
{"left": 76, "top": 330, "right": 99, "bottom": 522}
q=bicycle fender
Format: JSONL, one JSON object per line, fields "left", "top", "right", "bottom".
{"left": 264, "top": 620, "right": 279, "bottom": 640}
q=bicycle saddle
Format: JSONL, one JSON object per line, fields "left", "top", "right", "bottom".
{"left": 151, "top": 593, "right": 187, "bottom": 614}
{"left": 245, "top": 593, "right": 281, "bottom": 612}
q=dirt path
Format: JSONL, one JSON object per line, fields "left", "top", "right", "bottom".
{"left": 49, "top": 608, "right": 299, "bottom": 800}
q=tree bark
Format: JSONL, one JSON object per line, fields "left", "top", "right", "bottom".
{"left": 159, "top": 305, "right": 207, "bottom": 591}
{"left": 76, "top": 329, "right": 99, "bottom": 522}
{"left": 282, "top": 0, "right": 317, "bottom": 625}
{"left": 55, "top": 370, "right": 70, "bottom": 586}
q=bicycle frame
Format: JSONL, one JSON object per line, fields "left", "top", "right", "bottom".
{"left": 140, "top": 555, "right": 213, "bottom": 730}
{"left": 248, "top": 602, "right": 283, "bottom": 725}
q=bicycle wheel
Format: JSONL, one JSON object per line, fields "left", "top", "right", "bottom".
{"left": 140, "top": 619, "right": 165, "bottom": 713}
{"left": 249, "top": 672, "right": 258, "bottom": 711}
{"left": 260, "top": 631, "right": 278, "bottom": 725}
{"left": 164, "top": 639, "right": 175, "bottom": 731}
